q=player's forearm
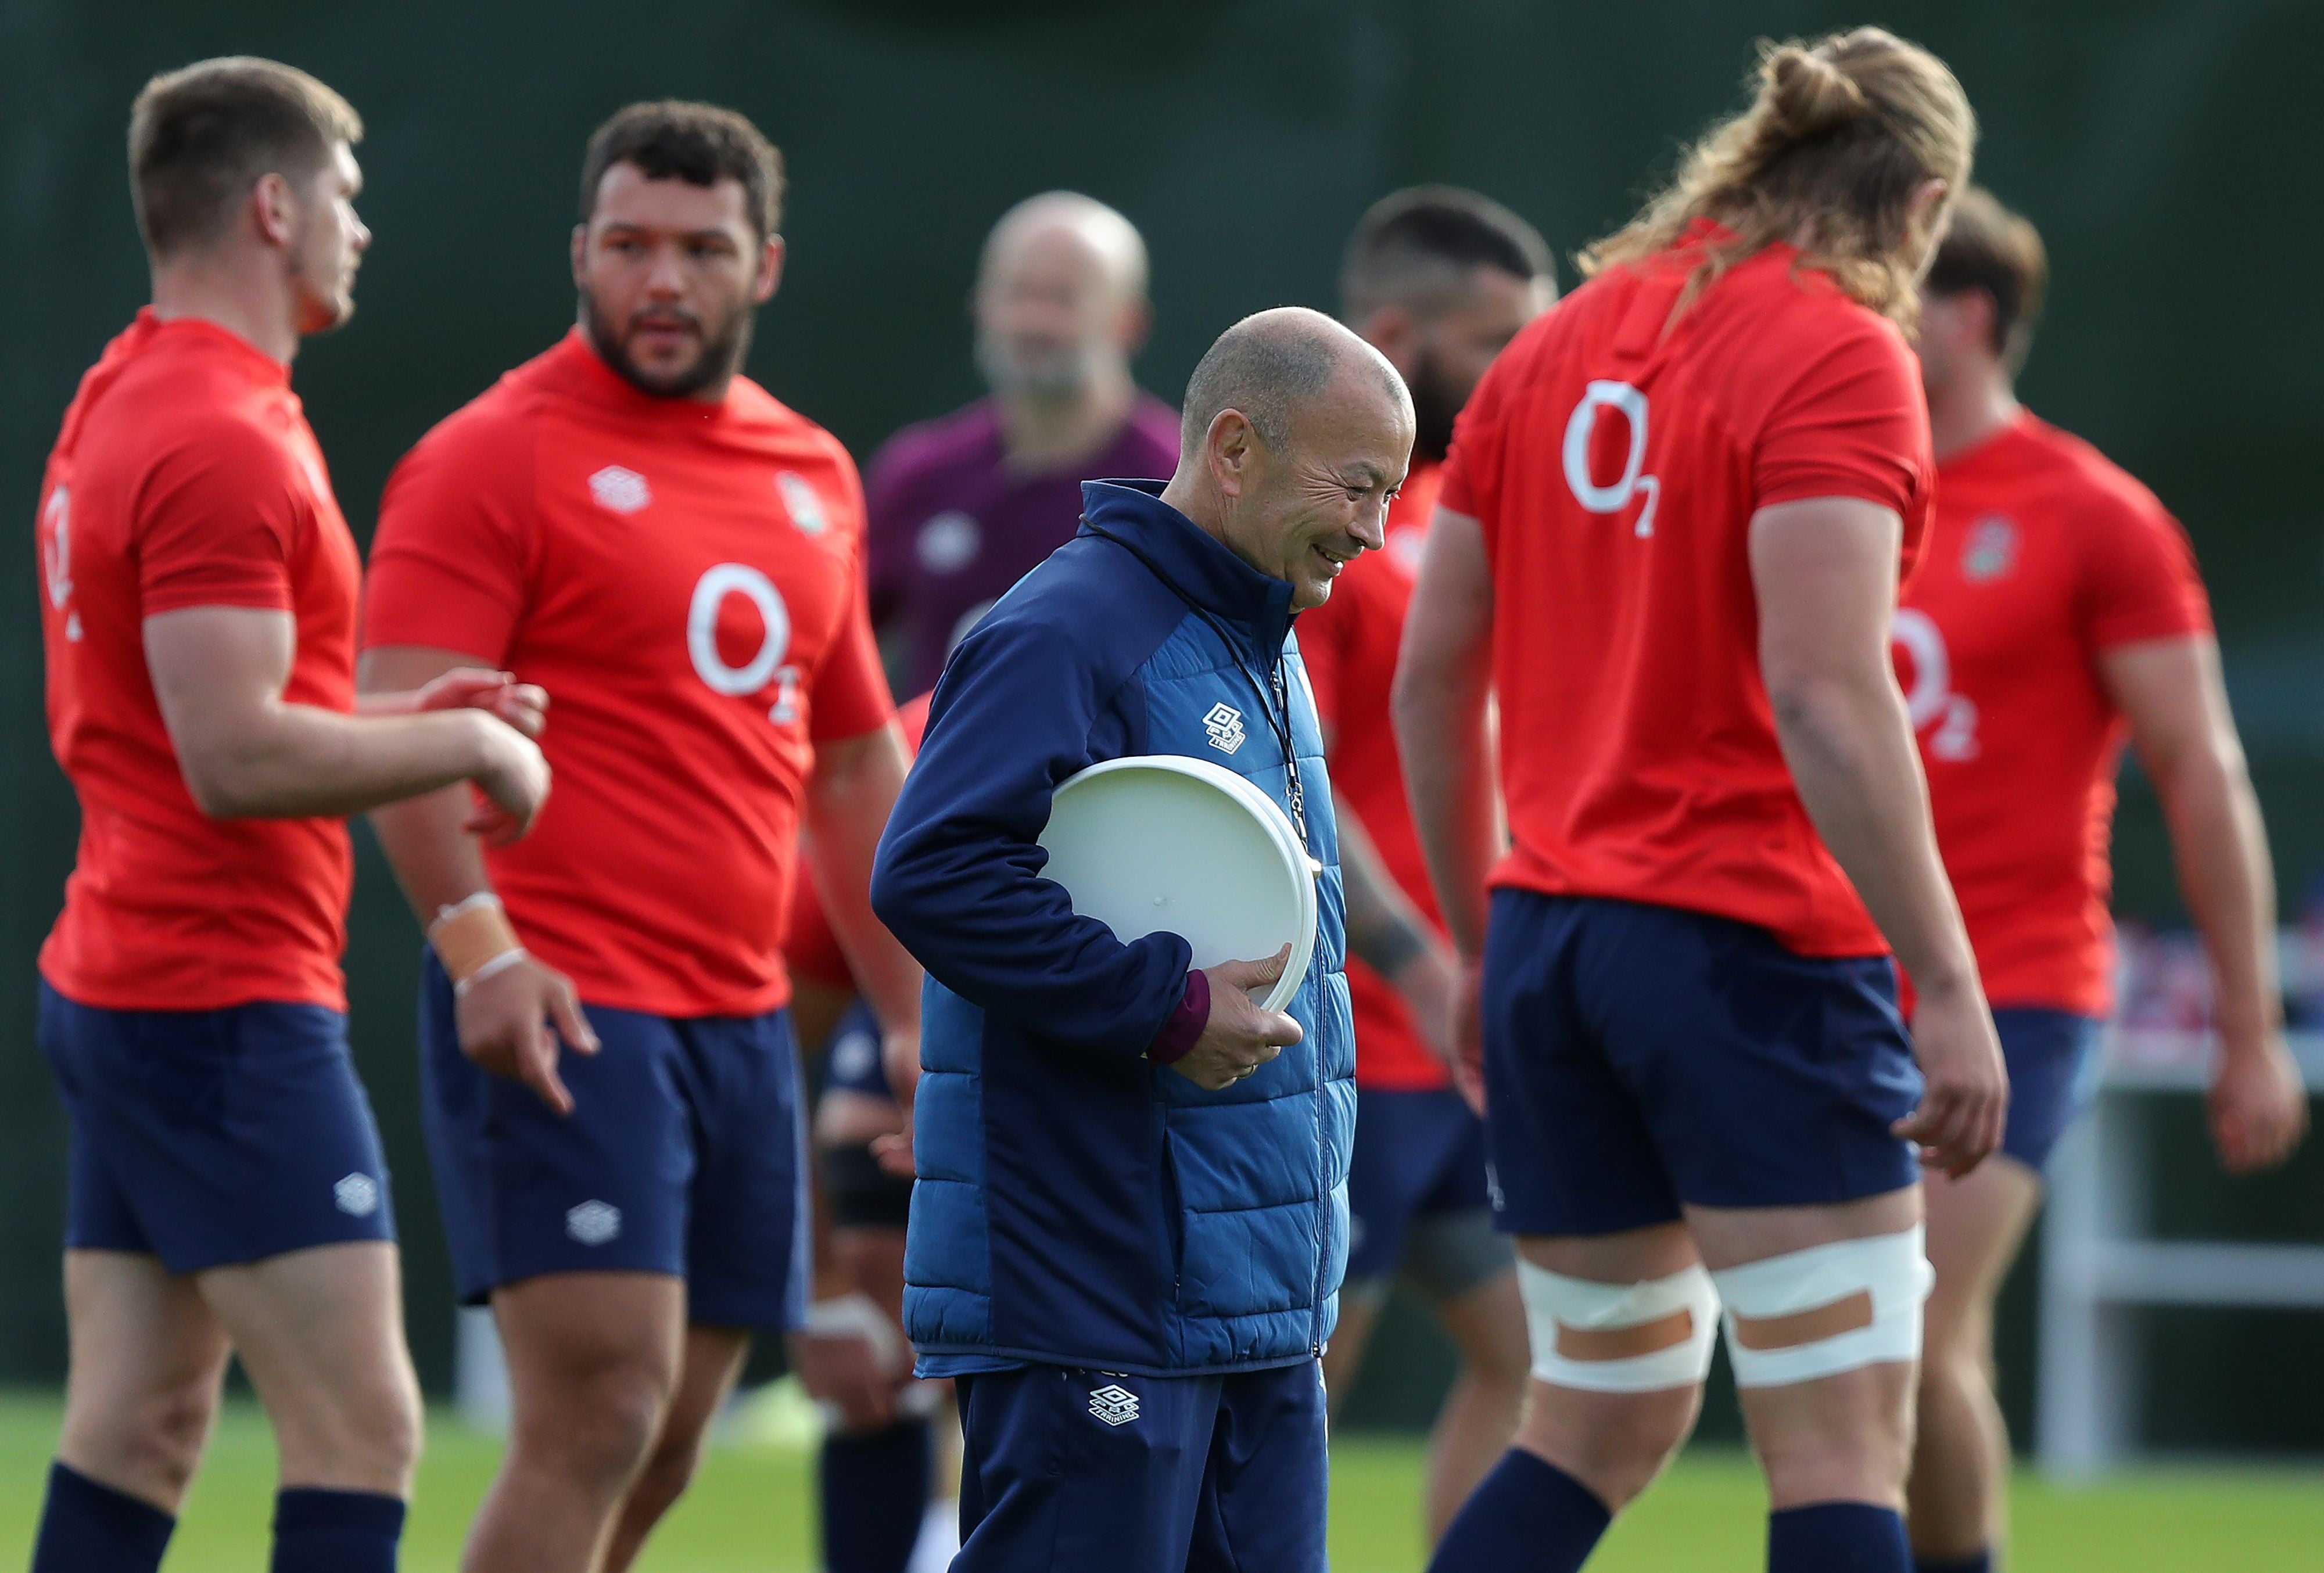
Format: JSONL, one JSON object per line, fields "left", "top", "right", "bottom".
{"left": 2154, "top": 742, "right": 2282, "bottom": 1055}
{"left": 370, "top": 783, "right": 498, "bottom": 927}
{"left": 1332, "top": 787, "right": 1440, "bottom": 979}
{"left": 809, "top": 725, "right": 923, "bottom": 1037}
{"left": 182, "top": 704, "right": 495, "bottom": 821}
{"left": 1393, "top": 655, "right": 1496, "bottom": 958}
{"left": 1769, "top": 670, "right": 1980, "bottom": 995}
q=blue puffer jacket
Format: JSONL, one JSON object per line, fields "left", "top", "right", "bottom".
{"left": 871, "top": 479, "right": 1355, "bottom": 1378}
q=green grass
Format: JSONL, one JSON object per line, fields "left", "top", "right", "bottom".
{"left": 2, "top": 1394, "right": 2321, "bottom": 1570}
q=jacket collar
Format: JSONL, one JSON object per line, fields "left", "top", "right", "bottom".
{"left": 1078, "top": 479, "right": 1296, "bottom": 651}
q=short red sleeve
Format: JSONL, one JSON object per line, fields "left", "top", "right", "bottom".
{"left": 2078, "top": 489, "right": 2213, "bottom": 651}
{"left": 362, "top": 412, "right": 532, "bottom": 663}
{"left": 1439, "top": 343, "right": 1520, "bottom": 523}
{"left": 135, "top": 421, "right": 300, "bottom": 616}
{"left": 807, "top": 452, "right": 898, "bottom": 742}
{"left": 1753, "top": 322, "right": 1930, "bottom": 519}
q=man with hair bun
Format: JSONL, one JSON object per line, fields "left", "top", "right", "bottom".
{"left": 1400, "top": 29, "right": 2003, "bottom": 1573}
{"left": 361, "top": 100, "right": 922, "bottom": 1573}
{"left": 31, "top": 56, "right": 551, "bottom": 1573}
{"left": 874, "top": 307, "right": 1407, "bottom": 1572}
{"left": 1900, "top": 186, "right": 2306, "bottom": 1573}
{"left": 1300, "top": 185, "right": 1552, "bottom": 1544}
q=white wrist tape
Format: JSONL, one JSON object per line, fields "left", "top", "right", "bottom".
{"left": 803, "top": 1291, "right": 910, "bottom": 1377}
{"left": 1519, "top": 1259, "right": 1722, "bottom": 1393}
{"left": 1712, "top": 1224, "right": 1934, "bottom": 1389}
{"left": 453, "top": 947, "right": 530, "bottom": 998}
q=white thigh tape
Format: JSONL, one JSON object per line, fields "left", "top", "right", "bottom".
{"left": 1712, "top": 1224, "right": 1935, "bottom": 1389}
{"left": 1518, "top": 1260, "right": 1722, "bottom": 1393}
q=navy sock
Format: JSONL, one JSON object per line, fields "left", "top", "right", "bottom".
{"left": 1915, "top": 1552, "right": 1993, "bottom": 1573}
{"left": 1428, "top": 1448, "right": 1612, "bottom": 1573}
{"left": 31, "top": 1461, "right": 175, "bottom": 1573}
{"left": 1770, "top": 1502, "right": 1911, "bottom": 1572}
{"left": 270, "top": 1487, "right": 406, "bottom": 1573}
{"left": 820, "top": 1418, "right": 933, "bottom": 1573}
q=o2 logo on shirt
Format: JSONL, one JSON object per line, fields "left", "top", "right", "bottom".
{"left": 1562, "top": 380, "right": 1660, "bottom": 538}
{"left": 1892, "top": 608, "right": 1979, "bottom": 761}
{"left": 42, "top": 486, "right": 81, "bottom": 642}
{"left": 687, "top": 563, "right": 801, "bottom": 725}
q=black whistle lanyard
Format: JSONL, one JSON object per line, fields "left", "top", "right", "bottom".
{"left": 1084, "top": 522, "right": 1311, "bottom": 852}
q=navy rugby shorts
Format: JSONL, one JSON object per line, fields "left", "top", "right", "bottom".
{"left": 1479, "top": 891, "right": 1923, "bottom": 1236}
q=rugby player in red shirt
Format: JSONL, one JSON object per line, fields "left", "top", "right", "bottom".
{"left": 1398, "top": 31, "right": 2004, "bottom": 1573}
{"left": 1300, "top": 187, "right": 1552, "bottom": 1544}
{"left": 360, "top": 103, "right": 921, "bottom": 1573}
{"left": 31, "top": 60, "right": 548, "bottom": 1573}
{"left": 1899, "top": 189, "right": 2307, "bottom": 1573}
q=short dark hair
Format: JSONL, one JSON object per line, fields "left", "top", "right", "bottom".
{"left": 128, "top": 58, "right": 361, "bottom": 258}
{"left": 579, "top": 101, "right": 784, "bottom": 240}
{"left": 1925, "top": 186, "right": 2048, "bottom": 372}
{"left": 1341, "top": 186, "right": 1553, "bottom": 320}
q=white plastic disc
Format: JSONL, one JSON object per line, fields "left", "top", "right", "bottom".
{"left": 1037, "top": 754, "right": 1317, "bottom": 1014}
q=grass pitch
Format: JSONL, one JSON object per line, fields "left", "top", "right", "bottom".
{"left": 1, "top": 1394, "right": 2319, "bottom": 1570}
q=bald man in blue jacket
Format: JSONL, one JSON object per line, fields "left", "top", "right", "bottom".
{"left": 871, "top": 308, "right": 1413, "bottom": 1572}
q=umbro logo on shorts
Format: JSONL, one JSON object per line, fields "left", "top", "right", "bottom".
{"left": 1203, "top": 703, "right": 1247, "bottom": 755}
{"left": 333, "top": 1173, "right": 380, "bottom": 1218}
{"left": 566, "top": 1199, "right": 623, "bottom": 1245}
{"left": 1086, "top": 1383, "right": 1140, "bottom": 1427}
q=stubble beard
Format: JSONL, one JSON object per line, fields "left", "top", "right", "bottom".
{"left": 582, "top": 287, "right": 755, "bottom": 400}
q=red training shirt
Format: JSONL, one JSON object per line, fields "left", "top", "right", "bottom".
{"left": 783, "top": 692, "right": 933, "bottom": 994}
{"left": 38, "top": 312, "right": 363, "bottom": 1013}
{"left": 1442, "top": 232, "right": 1934, "bottom": 957}
{"left": 1896, "top": 410, "right": 2211, "bottom": 1015}
{"left": 1294, "top": 462, "right": 1453, "bottom": 1090}
{"left": 364, "top": 331, "right": 896, "bottom": 1018}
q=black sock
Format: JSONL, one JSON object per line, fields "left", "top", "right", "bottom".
{"left": 269, "top": 1486, "right": 407, "bottom": 1573}
{"left": 31, "top": 1461, "right": 176, "bottom": 1573}
{"left": 1770, "top": 1502, "right": 1911, "bottom": 1572}
{"left": 1428, "top": 1449, "right": 1612, "bottom": 1573}
{"left": 820, "top": 1418, "right": 933, "bottom": 1573}
{"left": 1916, "top": 1552, "right": 1993, "bottom": 1573}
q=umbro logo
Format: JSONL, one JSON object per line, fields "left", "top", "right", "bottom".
{"left": 589, "top": 465, "right": 652, "bottom": 515}
{"left": 776, "top": 471, "right": 828, "bottom": 535}
{"left": 1203, "top": 703, "right": 1247, "bottom": 755}
{"left": 1087, "top": 1383, "right": 1140, "bottom": 1427}
{"left": 333, "top": 1173, "right": 380, "bottom": 1218}
{"left": 566, "top": 1199, "right": 622, "bottom": 1245}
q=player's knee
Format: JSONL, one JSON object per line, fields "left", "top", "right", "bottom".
{"left": 629, "top": 1425, "right": 711, "bottom": 1519}
{"left": 279, "top": 1358, "right": 422, "bottom": 1486}
{"left": 515, "top": 1360, "right": 675, "bottom": 1488}
{"left": 73, "top": 1378, "right": 218, "bottom": 1498}
{"left": 1514, "top": 1260, "right": 1718, "bottom": 1506}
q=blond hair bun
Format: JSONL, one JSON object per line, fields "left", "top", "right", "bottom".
{"left": 1764, "top": 44, "right": 1870, "bottom": 138}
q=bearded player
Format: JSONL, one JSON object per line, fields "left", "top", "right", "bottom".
{"left": 1299, "top": 186, "right": 1551, "bottom": 1543}
{"left": 361, "top": 102, "right": 921, "bottom": 1573}
{"left": 1898, "top": 188, "right": 2307, "bottom": 1573}
{"left": 31, "top": 58, "right": 547, "bottom": 1573}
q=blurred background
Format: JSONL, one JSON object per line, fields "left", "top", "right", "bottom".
{"left": 3, "top": 0, "right": 2321, "bottom": 1537}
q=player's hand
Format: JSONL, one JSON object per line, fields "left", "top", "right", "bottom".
{"left": 2208, "top": 1033, "right": 2309, "bottom": 1175}
{"left": 1168, "top": 947, "right": 1304, "bottom": 1092}
{"left": 871, "top": 1121, "right": 916, "bottom": 1180}
{"left": 414, "top": 667, "right": 550, "bottom": 740}
{"left": 465, "top": 712, "right": 551, "bottom": 845}
{"left": 456, "top": 952, "right": 601, "bottom": 1115}
{"left": 789, "top": 1315, "right": 901, "bottom": 1432}
{"left": 1893, "top": 976, "right": 2008, "bottom": 1179}
{"left": 1448, "top": 953, "right": 1487, "bottom": 1117}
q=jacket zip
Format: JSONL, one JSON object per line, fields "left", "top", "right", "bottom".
{"left": 1271, "top": 651, "right": 1331, "bottom": 1357}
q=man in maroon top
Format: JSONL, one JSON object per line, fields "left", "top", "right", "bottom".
{"left": 866, "top": 191, "right": 1179, "bottom": 691}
